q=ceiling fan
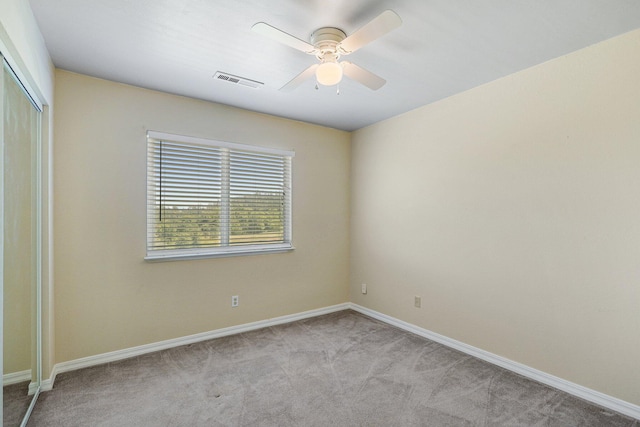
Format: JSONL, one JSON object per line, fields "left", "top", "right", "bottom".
{"left": 252, "top": 10, "right": 402, "bottom": 92}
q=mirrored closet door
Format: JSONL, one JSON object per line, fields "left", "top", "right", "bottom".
{"left": 1, "top": 55, "right": 41, "bottom": 427}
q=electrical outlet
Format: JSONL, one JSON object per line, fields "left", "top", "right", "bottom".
{"left": 414, "top": 296, "right": 421, "bottom": 308}
{"left": 231, "top": 295, "right": 239, "bottom": 307}
{"left": 361, "top": 283, "right": 367, "bottom": 294}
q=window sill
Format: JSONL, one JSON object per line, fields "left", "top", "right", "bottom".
{"left": 144, "top": 245, "right": 294, "bottom": 262}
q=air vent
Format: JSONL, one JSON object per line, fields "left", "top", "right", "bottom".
{"left": 213, "top": 72, "right": 263, "bottom": 89}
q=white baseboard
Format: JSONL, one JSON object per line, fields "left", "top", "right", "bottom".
{"left": 349, "top": 303, "right": 640, "bottom": 421}
{"left": 3, "top": 369, "right": 31, "bottom": 386}
{"left": 28, "top": 381, "right": 38, "bottom": 395}
{"left": 41, "top": 303, "right": 350, "bottom": 391}
{"left": 40, "top": 376, "right": 54, "bottom": 392}
{"left": 2, "top": 369, "right": 31, "bottom": 386}
{"left": 4, "top": 372, "right": 42, "bottom": 397}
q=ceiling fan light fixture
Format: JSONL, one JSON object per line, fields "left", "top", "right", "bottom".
{"left": 316, "top": 61, "right": 343, "bottom": 86}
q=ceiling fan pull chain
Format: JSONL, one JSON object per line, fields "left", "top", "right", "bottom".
{"left": 315, "top": 83, "right": 319, "bottom": 90}
{"left": 337, "top": 84, "right": 340, "bottom": 95}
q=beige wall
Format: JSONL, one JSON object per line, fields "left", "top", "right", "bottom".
{"left": 350, "top": 29, "right": 640, "bottom": 405}
{"left": 53, "top": 70, "right": 350, "bottom": 363}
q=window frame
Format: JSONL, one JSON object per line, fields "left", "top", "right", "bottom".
{"left": 145, "top": 130, "right": 294, "bottom": 262}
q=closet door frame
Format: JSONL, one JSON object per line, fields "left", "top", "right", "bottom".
{"left": 0, "top": 50, "right": 44, "bottom": 427}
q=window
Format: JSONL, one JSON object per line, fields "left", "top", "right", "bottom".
{"left": 146, "top": 131, "right": 294, "bottom": 261}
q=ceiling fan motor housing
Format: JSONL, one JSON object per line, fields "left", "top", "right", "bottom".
{"left": 311, "top": 27, "right": 347, "bottom": 60}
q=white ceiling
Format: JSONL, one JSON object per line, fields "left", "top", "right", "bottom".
{"left": 28, "top": 0, "right": 640, "bottom": 131}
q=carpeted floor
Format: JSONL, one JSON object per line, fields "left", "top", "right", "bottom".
{"left": 26, "top": 310, "right": 638, "bottom": 426}
{"left": 4, "top": 381, "right": 33, "bottom": 427}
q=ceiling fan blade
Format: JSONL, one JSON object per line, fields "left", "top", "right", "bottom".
{"left": 342, "top": 61, "right": 386, "bottom": 90}
{"left": 339, "top": 10, "right": 402, "bottom": 54}
{"left": 280, "top": 64, "right": 319, "bottom": 92}
{"left": 252, "top": 22, "right": 316, "bottom": 53}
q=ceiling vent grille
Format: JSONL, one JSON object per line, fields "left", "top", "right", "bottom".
{"left": 213, "top": 72, "right": 263, "bottom": 89}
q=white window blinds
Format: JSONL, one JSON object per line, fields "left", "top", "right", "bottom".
{"left": 146, "top": 131, "right": 293, "bottom": 260}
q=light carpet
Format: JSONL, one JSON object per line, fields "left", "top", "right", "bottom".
{"left": 27, "top": 310, "right": 638, "bottom": 426}
{"left": 4, "top": 381, "right": 32, "bottom": 427}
